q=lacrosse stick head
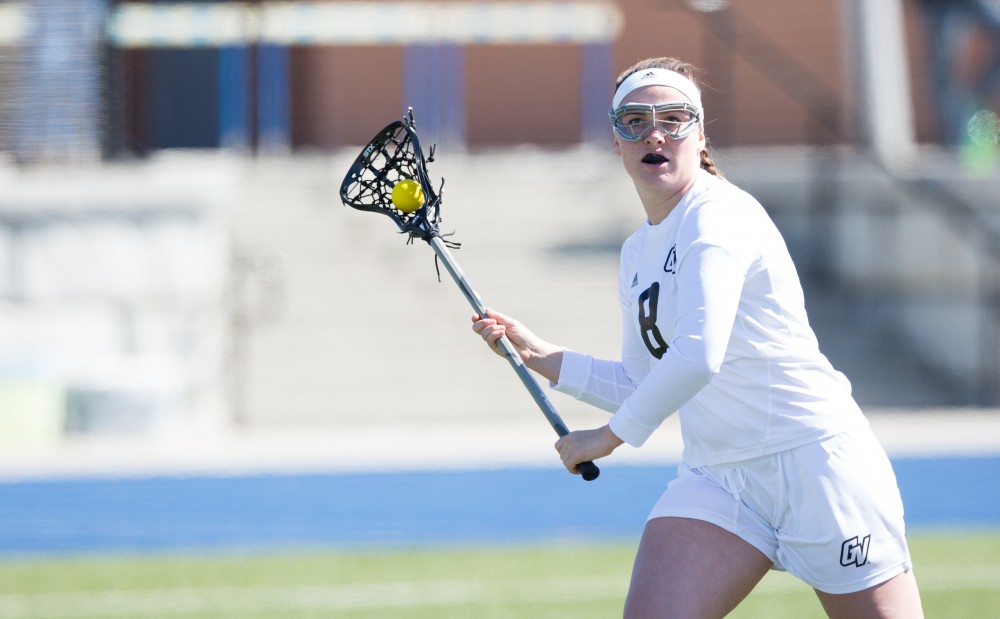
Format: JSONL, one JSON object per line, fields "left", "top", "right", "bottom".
{"left": 340, "top": 111, "right": 443, "bottom": 240}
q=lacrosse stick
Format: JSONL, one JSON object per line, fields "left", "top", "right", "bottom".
{"left": 340, "top": 109, "right": 600, "bottom": 482}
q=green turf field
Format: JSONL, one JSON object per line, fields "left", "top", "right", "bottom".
{"left": 0, "top": 532, "right": 996, "bottom": 618}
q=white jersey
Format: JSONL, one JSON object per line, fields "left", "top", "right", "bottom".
{"left": 554, "top": 169, "right": 868, "bottom": 467}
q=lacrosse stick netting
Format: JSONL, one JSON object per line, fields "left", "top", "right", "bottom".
{"left": 340, "top": 112, "right": 443, "bottom": 241}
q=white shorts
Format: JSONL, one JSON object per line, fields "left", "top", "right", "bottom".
{"left": 648, "top": 426, "right": 913, "bottom": 594}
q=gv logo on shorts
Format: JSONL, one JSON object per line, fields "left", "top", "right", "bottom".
{"left": 840, "top": 534, "right": 871, "bottom": 567}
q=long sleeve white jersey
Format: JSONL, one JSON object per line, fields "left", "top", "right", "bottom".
{"left": 554, "top": 169, "right": 868, "bottom": 467}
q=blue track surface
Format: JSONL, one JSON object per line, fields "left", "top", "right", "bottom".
{"left": 1, "top": 456, "right": 998, "bottom": 555}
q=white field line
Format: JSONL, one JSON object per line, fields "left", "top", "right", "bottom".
{"left": 753, "top": 564, "right": 1000, "bottom": 594}
{"left": 0, "top": 566, "right": 996, "bottom": 618}
{"left": 0, "top": 576, "right": 626, "bottom": 619}
{"left": 908, "top": 565, "right": 1000, "bottom": 591}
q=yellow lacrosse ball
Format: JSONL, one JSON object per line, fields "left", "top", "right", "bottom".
{"left": 391, "top": 179, "right": 425, "bottom": 213}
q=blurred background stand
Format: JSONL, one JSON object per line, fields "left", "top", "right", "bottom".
{"left": 0, "top": 156, "right": 235, "bottom": 446}
{"left": 0, "top": 0, "right": 997, "bottom": 453}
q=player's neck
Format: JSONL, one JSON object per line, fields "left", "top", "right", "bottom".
{"left": 639, "top": 186, "right": 685, "bottom": 225}
{"left": 639, "top": 172, "right": 699, "bottom": 225}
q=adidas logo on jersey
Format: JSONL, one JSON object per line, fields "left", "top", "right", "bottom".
{"left": 631, "top": 273, "right": 639, "bottom": 288}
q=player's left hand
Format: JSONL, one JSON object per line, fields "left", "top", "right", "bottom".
{"left": 555, "top": 425, "right": 623, "bottom": 475}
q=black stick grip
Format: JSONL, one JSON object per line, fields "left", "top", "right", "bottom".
{"left": 576, "top": 460, "right": 600, "bottom": 481}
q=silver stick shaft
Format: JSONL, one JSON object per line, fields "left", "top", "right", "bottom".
{"left": 426, "top": 235, "right": 599, "bottom": 481}
{"left": 427, "top": 236, "right": 570, "bottom": 436}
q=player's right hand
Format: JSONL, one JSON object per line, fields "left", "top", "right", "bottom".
{"left": 471, "top": 308, "right": 520, "bottom": 359}
{"left": 471, "top": 309, "right": 564, "bottom": 384}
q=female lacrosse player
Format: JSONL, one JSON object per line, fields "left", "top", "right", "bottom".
{"left": 471, "top": 57, "right": 924, "bottom": 618}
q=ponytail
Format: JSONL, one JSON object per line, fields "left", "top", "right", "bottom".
{"left": 700, "top": 148, "right": 723, "bottom": 177}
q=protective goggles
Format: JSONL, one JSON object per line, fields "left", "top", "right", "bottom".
{"left": 609, "top": 102, "right": 702, "bottom": 142}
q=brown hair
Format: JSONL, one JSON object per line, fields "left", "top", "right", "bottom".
{"left": 615, "top": 57, "right": 722, "bottom": 177}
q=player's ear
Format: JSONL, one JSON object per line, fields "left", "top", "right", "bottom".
{"left": 612, "top": 132, "right": 622, "bottom": 156}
